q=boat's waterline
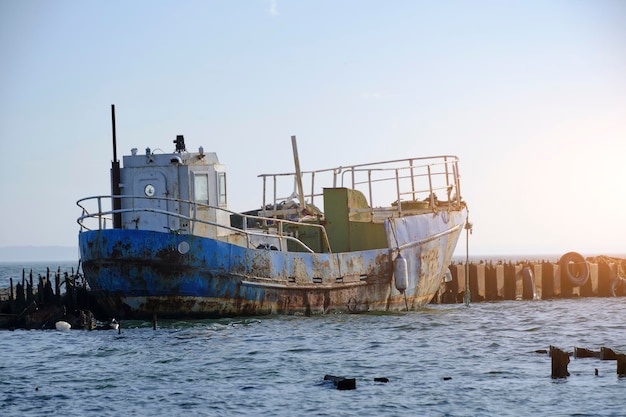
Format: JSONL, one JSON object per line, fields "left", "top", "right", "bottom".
{"left": 80, "top": 208, "right": 466, "bottom": 319}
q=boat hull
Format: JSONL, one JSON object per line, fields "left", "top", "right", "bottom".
{"left": 80, "top": 210, "right": 466, "bottom": 319}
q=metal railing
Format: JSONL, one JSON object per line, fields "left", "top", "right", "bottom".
{"left": 76, "top": 195, "right": 332, "bottom": 254}
{"left": 258, "top": 155, "right": 462, "bottom": 219}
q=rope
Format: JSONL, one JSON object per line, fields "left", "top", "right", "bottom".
{"left": 464, "top": 216, "right": 473, "bottom": 307}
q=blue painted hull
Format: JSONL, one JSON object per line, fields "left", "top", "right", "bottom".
{"left": 79, "top": 210, "right": 466, "bottom": 319}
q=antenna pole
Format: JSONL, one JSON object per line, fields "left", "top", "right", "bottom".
{"left": 111, "top": 104, "right": 122, "bottom": 228}
{"left": 291, "top": 136, "right": 307, "bottom": 217}
{"left": 112, "top": 104, "right": 117, "bottom": 162}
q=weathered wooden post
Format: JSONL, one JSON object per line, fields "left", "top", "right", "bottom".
{"left": 37, "top": 275, "right": 44, "bottom": 304}
{"left": 43, "top": 278, "right": 54, "bottom": 304}
{"left": 440, "top": 266, "right": 455, "bottom": 304}
{"left": 588, "top": 261, "right": 598, "bottom": 296}
{"left": 531, "top": 262, "right": 542, "bottom": 300}
{"left": 9, "top": 277, "right": 14, "bottom": 313}
{"left": 65, "top": 272, "right": 74, "bottom": 312}
{"left": 617, "top": 354, "right": 626, "bottom": 377}
{"left": 574, "top": 347, "right": 599, "bottom": 358}
{"left": 55, "top": 272, "right": 61, "bottom": 304}
{"left": 27, "top": 269, "right": 34, "bottom": 303}
{"left": 503, "top": 262, "right": 516, "bottom": 300}
{"left": 579, "top": 264, "right": 594, "bottom": 297}
{"left": 541, "top": 261, "right": 555, "bottom": 299}
{"left": 452, "top": 263, "right": 465, "bottom": 303}
{"left": 324, "top": 374, "right": 356, "bottom": 390}
{"left": 495, "top": 263, "right": 505, "bottom": 299}
{"left": 550, "top": 346, "right": 570, "bottom": 378}
{"left": 469, "top": 263, "right": 480, "bottom": 302}
{"left": 600, "top": 347, "right": 619, "bottom": 360}
{"left": 485, "top": 262, "right": 498, "bottom": 301}
{"left": 559, "top": 264, "right": 573, "bottom": 299}
{"left": 15, "top": 281, "right": 25, "bottom": 307}
{"left": 475, "top": 262, "right": 486, "bottom": 301}
{"left": 521, "top": 265, "right": 535, "bottom": 300}
{"left": 597, "top": 260, "right": 615, "bottom": 297}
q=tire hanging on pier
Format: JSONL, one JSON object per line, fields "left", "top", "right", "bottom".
{"left": 559, "top": 252, "right": 589, "bottom": 286}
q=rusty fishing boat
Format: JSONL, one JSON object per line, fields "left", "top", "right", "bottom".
{"left": 77, "top": 111, "right": 468, "bottom": 319}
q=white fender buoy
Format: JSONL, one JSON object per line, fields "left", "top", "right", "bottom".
{"left": 55, "top": 321, "right": 71, "bottom": 332}
{"left": 109, "top": 319, "right": 119, "bottom": 331}
{"left": 394, "top": 253, "right": 409, "bottom": 293}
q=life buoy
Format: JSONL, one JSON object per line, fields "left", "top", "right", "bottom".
{"left": 559, "top": 252, "right": 589, "bottom": 286}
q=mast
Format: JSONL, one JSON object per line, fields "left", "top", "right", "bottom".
{"left": 111, "top": 104, "right": 122, "bottom": 228}
{"left": 291, "top": 135, "right": 307, "bottom": 216}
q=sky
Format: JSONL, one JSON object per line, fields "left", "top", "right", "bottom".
{"left": 1, "top": 0, "right": 625, "bottom": 258}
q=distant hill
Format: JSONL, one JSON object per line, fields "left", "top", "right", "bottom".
{"left": 0, "top": 246, "right": 79, "bottom": 262}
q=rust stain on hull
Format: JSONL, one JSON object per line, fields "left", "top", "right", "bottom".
{"left": 81, "top": 210, "right": 466, "bottom": 319}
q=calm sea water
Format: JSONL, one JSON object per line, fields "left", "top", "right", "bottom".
{"left": 1, "top": 263, "right": 625, "bottom": 416}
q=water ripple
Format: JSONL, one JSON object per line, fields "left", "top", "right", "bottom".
{"left": 1, "top": 298, "right": 625, "bottom": 416}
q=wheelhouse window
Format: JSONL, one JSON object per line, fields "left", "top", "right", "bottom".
{"left": 194, "top": 173, "right": 209, "bottom": 204}
{"left": 217, "top": 172, "right": 227, "bottom": 205}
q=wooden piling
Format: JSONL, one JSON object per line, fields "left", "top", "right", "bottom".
{"left": 550, "top": 346, "right": 570, "bottom": 378}
{"left": 574, "top": 347, "right": 600, "bottom": 358}
{"left": 579, "top": 265, "right": 594, "bottom": 297}
{"left": 600, "top": 347, "right": 619, "bottom": 360}
{"left": 558, "top": 262, "right": 572, "bottom": 298}
{"left": 541, "top": 261, "right": 555, "bottom": 299}
{"left": 324, "top": 374, "right": 356, "bottom": 390}
{"left": 476, "top": 263, "right": 486, "bottom": 301}
{"left": 55, "top": 273, "right": 61, "bottom": 304}
{"left": 617, "top": 354, "right": 626, "bottom": 377}
{"left": 452, "top": 263, "right": 466, "bottom": 303}
{"left": 468, "top": 263, "right": 484, "bottom": 302}
{"left": 0, "top": 266, "right": 128, "bottom": 330}
{"left": 495, "top": 263, "right": 505, "bottom": 299}
{"left": 597, "top": 260, "right": 615, "bottom": 297}
{"left": 531, "top": 263, "right": 542, "bottom": 299}
{"left": 9, "top": 277, "right": 15, "bottom": 313}
{"left": 37, "top": 275, "right": 43, "bottom": 304}
{"left": 571, "top": 346, "right": 626, "bottom": 377}
{"left": 521, "top": 265, "right": 535, "bottom": 300}
{"left": 484, "top": 262, "right": 498, "bottom": 301}
{"left": 587, "top": 262, "right": 598, "bottom": 296}
{"left": 440, "top": 266, "right": 456, "bottom": 304}
{"left": 27, "top": 270, "right": 34, "bottom": 303}
{"left": 503, "top": 262, "right": 516, "bottom": 300}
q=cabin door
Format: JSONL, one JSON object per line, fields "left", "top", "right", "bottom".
{"left": 128, "top": 173, "right": 169, "bottom": 232}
